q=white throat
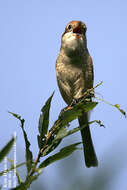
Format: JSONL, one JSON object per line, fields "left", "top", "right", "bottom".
{"left": 61, "top": 32, "right": 86, "bottom": 55}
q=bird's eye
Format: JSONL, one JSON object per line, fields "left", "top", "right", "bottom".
{"left": 68, "top": 24, "right": 72, "bottom": 30}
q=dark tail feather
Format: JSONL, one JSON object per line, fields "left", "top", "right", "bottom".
{"left": 78, "top": 112, "right": 98, "bottom": 167}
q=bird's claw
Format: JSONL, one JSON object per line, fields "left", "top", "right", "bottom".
{"left": 71, "top": 98, "right": 80, "bottom": 106}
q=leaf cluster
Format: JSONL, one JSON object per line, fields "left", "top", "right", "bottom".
{"left": 0, "top": 82, "right": 125, "bottom": 190}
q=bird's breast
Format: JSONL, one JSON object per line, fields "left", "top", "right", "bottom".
{"left": 56, "top": 61, "right": 86, "bottom": 104}
{"left": 62, "top": 32, "right": 85, "bottom": 56}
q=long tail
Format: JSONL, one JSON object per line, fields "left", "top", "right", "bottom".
{"left": 78, "top": 112, "right": 98, "bottom": 167}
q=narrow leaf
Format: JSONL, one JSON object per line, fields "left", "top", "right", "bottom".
{"left": 8, "top": 112, "right": 22, "bottom": 120}
{"left": 95, "top": 97, "right": 126, "bottom": 117}
{"left": 82, "top": 102, "right": 98, "bottom": 112}
{"left": 0, "top": 162, "right": 26, "bottom": 176}
{"left": 39, "top": 142, "right": 81, "bottom": 168}
{"left": 37, "top": 135, "right": 42, "bottom": 149}
{"left": 21, "top": 125, "right": 33, "bottom": 174}
{"left": 38, "top": 92, "right": 54, "bottom": 148}
{"left": 114, "top": 104, "right": 126, "bottom": 117}
{"left": 59, "top": 108, "right": 82, "bottom": 126}
{"left": 41, "top": 127, "right": 67, "bottom": 156}
{"left": 74, "top": 101, "right": 98, "bottom": 112}
{"left": 9, "top": 112, "right": 33, "bottom": 174}
{"left": 59, "top": 102, "right": 98, "bottom": 127}
{"left": 8, "top": 158, "right": 23, "bottom": 185}
{"left": 54, "top": 119, "right": 104, "bottom": 141}
{"left": 0, "top": 137, "right": 15, "bottom": 163}
{"left": 41, "top": 139, "right": 62, "bottom": 156}
{"left": 16, "top": 171, "right": 23, "bottom": 185}
{"left": 55, "top": 126, "right": 81, "bottom": 141}
{"left": 54, "top": 127, "right": 68, "bottom": 140}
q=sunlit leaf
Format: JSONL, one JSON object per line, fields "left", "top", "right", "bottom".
{"left": 114, "top": 104, "right": 126, "bottom": 117}
{"left": 95, "top": 96, "right": 126, "bottom": 118}
{"left": 82, "top": 102, "right": 98, "bottom": 112}
{"left": 74, "top": 101, "right": 98, "bottom": 112}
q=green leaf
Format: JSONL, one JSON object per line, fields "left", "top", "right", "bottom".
{"left": 59, "top": 102, "right": 98, "bottom": 127}
{"left": 16, "top": 170, "right": 23, "bottom": 185}
{"left": 10, "top": 182, "right": 26, "bottom": 190}
{"left": 54, "top": 126, "right": 81, "bottom": 141}
{"left": 8, "top": 158, "right": 23, "bottom": 185}
{"left": 38, "top": 92, "right": 54, "bottom": 148}
{"left": 95, "top": 96, "right": 126, "bottom": 118}
{"left": 41, "top": 139, "right": 62, "bottom": 156}
{"left": 39, "top": 92, "right": 54, "bottom": 135}
{"left": 39, "top": 142, "right": 81, "bottom": 169}
{"left": 74, "top": 101, "right": 98, "bottom": 112}
{"left": 82, "top": 102, "right": 98, "bottom": 112}
{"left": 0, "top": 137, "right": 15, "bottom": 163}
{"left": 114, "top": 104, "right": 126, "bottom": 117}
{"left": 9, "top": 112, "right": 33, "bottom": 174}
{"left": 41, "top": 127, "right": 73, "bottom": 156}
{"left": 54, "top": 127, "right": 68, "bottom": 140}
{"left": 40, "top": 100, "right": 98, "bottom": 157}
{"left": 53, "top": 119, "right": 104, "bottom": 142}
{"left": 21, "top": 124, "right": 33, "bottom": 174}
{"left": 0, "top": 162, "right": 26, "bottom": 176}
{"left": 59, "top": 108, "right": 82, "bottom": 126}
{"left": 8, "top": 112, "right": 22, "bottom": 120}
{"left": 41, "top": 127, "right": 68, "bottom": 156}
{"left": 41, "top": 101, "right": 98, "bottom": 156}
{"left": 37, "top": 135, "right": 42, "bottom": 149}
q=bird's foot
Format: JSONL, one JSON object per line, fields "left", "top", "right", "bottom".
{"left": 71, "top": 98, "right": 80, "bottom": 106}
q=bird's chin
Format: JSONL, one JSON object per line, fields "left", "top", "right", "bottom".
{"left": 62, "top": 32, "right": 84, "bottom": 54}
{"left": 62, "top": 32, "right": 83, "bottom": 42}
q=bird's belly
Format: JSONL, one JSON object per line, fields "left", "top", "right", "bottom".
{"left": 57, "top": 67, "right": 85, "bottom": 105}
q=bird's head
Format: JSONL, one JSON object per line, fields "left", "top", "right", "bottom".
{"left": 63, "top": 21, "right": 87, "bottom": 37}
{"left": 61, "top": 21, "right": 87, "bottom": 56}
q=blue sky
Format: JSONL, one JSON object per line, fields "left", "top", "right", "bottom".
{"left": 0, "top": 0, "right": 127, "bottom": 189}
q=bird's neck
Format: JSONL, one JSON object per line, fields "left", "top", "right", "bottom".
{"left": 61, "top": 34, "right": 88, "bottom": 58}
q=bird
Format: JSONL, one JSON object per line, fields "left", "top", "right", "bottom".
{"left": 56, "top": 21, "right": 98, "bottom": 167}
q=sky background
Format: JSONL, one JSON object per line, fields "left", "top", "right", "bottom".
{"left": 0, "top": 0, "right": 127, "bottom": 189}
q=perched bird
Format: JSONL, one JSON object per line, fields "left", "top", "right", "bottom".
{"left": 56, "top": 21, "right": 98, "bottom": 167}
